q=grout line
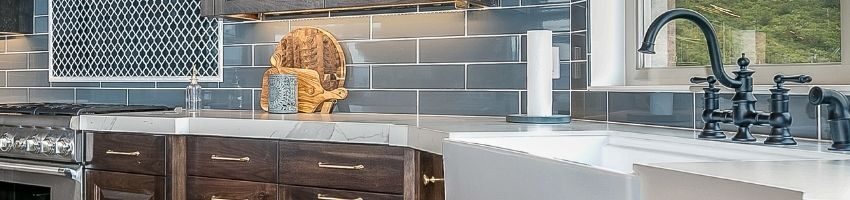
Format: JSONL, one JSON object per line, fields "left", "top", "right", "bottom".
{"left": 463, "top": 64, "right": 468, "bottom": 89}
{"left": 415, "top": 39, "right": 420, "bottom": 64}
{"left": 369, "top": 65, "right": 373, "bottom": 90}
{"left": 416, "top": 90, "right": 420, "bottom": 115}
{"left": 125, "top": 89, "right": 129, "bottom": 105}
{"left": 72, "top": 88, "right": 76, "bottom": 104}
{"left": 369, "top": 16, "right": 373, "bottom": 39}
{"left": 464, "top": 10, "right": 468, "bottom": 36}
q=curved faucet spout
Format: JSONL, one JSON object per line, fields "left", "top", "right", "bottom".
{"left": 638, "top": 9, "right": 742, "bottom": 88}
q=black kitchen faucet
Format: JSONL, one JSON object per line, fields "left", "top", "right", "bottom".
{"left": 638, "top": 9, "right": 812, "bottom": 145}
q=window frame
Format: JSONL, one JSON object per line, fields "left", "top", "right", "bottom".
{"left": 621, "top": 0, "right": 850, "bottom": 86}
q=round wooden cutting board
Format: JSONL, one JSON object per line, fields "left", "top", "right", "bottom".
{"left": 270, "top": 27, "right": 346, "bottom": 91}
{"left": 261, "top": 27, "right": 348, "bottom": 113}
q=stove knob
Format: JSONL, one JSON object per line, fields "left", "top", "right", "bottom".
{"left": 0, "top": 133, "right": 12, "bottom": 152}
{"left": 25, "top": 137, "right": 41, "bottom": 153}
{"left": 55, "top": 138, "right": 73, "bottom": 156}
{"left": 40, "top": 137, "right": 56, "bottom": 155}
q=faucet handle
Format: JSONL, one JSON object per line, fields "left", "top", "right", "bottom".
{"left": 690, "top": 76, "right": 717, "bottom": 85}
{"left": 774, "top": 74, "right": 812, "bottom": 88}
{"left": 690, "top": 76, "right": 717, "bottom": 89}
{"left": 774, "top": 74, "right": 812, "bottom": 84}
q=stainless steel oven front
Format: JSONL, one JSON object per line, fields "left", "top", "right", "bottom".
{"left": 0, "top": 158, "right": 82, "bottom": 200}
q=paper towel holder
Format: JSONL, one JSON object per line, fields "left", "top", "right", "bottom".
{"left": 506, "top": 31, "right": 570, "bottom": 124}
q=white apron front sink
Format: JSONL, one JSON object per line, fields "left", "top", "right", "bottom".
{"left": 443, "top": 131, "right": 846, "bottom": 200}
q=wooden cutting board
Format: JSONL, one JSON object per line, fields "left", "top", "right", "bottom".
{"left": 261, "top": 67, "right": 347, "bottom": 113}
{"left": 261, "top": 27, "right": 348, "bottom": 113}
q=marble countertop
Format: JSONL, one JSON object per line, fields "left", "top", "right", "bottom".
{"left": 638, "top": 160, "right": 850, "bottom": 200}
{"left": 76, "top": 110, "right": 609, "bottom": 154}
{"left": 76, "top": 109, "right": 850, "bottom": 155}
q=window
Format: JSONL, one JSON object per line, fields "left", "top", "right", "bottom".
{"left": 623, "top": 0, "right": 849, "bottom": 86}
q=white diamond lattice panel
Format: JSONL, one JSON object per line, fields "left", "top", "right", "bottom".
{"left": 50, "top": 0, "right": 222, "bottom": 82}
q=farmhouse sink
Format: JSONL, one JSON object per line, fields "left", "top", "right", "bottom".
{"left": 443, "top": 131, "right": 846, "bottom": 200}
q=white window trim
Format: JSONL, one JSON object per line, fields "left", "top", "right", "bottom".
{"left": 589, "top": 0, "right": 850, "bottom": 90}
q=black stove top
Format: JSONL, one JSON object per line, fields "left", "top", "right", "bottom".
{"left": 0, "top": 103, "right": 171, "bottom": 116}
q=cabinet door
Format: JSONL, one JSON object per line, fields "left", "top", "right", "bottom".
{"left": 279, "top": 141, "right": 405, "bottom": 194}
{"left": 281, "top": 185, "right": 403, "bottom": 200}
{"left": 85, "top": 170, "right": 165, "bottom": 200}
{"left": 187, "top": 176, "right": 277, "bottom": 200}
{"left": 187, "top": 136, "right": 278, "bottom": 183}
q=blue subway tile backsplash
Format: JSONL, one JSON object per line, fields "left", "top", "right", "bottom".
{"left": 372, "top": 12, "right": 465, "bottom": 39}
{"left": 372, "top": 65, "right": 465, "bottom": 89}
{"left": 7, "top": 71, "right": 49, "bottom": 87}
{"left": 420, "top": 91, "right": 520, "bottom": 116}
{"left": 76, "top": 89, "right": 128, "bottom": 104}
{"left": 467, "top": 5, "right": 571, "bottom": 35}
{"left": 3, "top": 0, "right": 593, "bottom": 118}
{"left": 420, "top": 36, "right": 520, "bottom": 63}
{"left": 0, "top": 89, "right": 28, "bottom": 103}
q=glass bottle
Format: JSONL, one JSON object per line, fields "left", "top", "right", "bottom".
{"left": 185, "top": 64, "right": 202, "bottom": 112}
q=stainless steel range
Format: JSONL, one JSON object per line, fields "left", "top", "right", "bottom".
{"left": 0, "top": 103, "right": 170, "bottom": 200}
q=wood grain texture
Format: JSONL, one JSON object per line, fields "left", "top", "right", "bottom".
{"left": 281, "top": 185, "right": 403, "bottom": 200}
{"left": 166, "top": 136, "right": 187, "bottom": 200}
{"left": 261, "top": 27, "right": 348, "bottom": 113}
{"left": 279, "top": 141, "right": 406, "bottom": 194}
{"left": 419, "top": 152, "right": 445, "bottom": 200}
{"left": 86, "top": 170, "right": 166, "bottom": 200}
{"left": 271, "top": 27, "right": 346, "bottom": 91}
{"left": 187, "top": 176, "right": 278, "bottom": 200}
{"left": 403, "top": 149, "right": 420, "bottom": 200}
{"left": 261, "top": 67, "right": 348, "bottom": 113}
{"left": 88, "top": 133, "right": 167, "bottom": 176}
{"left": 187, "top": 136, "right": 278, "bottom": 183}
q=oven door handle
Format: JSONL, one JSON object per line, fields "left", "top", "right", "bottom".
{"left": 0, "top": 161, "right": 80, "bottom": 181}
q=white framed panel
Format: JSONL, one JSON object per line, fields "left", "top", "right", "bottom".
{"left": 49, "top": 0, "right": 223, "bottom": 82}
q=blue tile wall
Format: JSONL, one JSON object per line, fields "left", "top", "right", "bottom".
{"left": 1, "top": 0, "right": 589, "bottom": 115}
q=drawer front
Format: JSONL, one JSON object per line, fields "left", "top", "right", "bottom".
{"left": 187, "top": 136, "right": 278, "bottom": 183}
{"left": 281, "top": 185, "right": 403, "bottom": 200}
{"left": 88, "top": 133, "right": 166, "bottom": 175}
{"left": 279, "top": 141, "right": 406, "bottom": 194}
{"left": 188, "top": 176, "right": 278, "bottom": 200}
{"left": 86, "top": 170, "right": 166, "bottom": 200}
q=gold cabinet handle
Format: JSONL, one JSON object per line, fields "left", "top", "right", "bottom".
{"left": 211, "top": 155, "right": 250, "bottom": 162}
{"left": 211, "top": 196, "right": 248, "bottom": 200}
{"left": 105, "top": 150, "right": 140, "bottom": 156}
{"left": 423, "top": 174, "right": 444, "bottom": 186}
{"left": 317, "top": 162, "right": 364, "bottom": 170}
{"left": 317, "top": 194, "right": 363, "bottom": 200}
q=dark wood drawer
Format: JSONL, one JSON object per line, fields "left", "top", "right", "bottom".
{"left": 187, "top": 176, "right": 278, "bottom": 200}
{"left": 187, "top": 136, "right": 278, "bottom": 183}
{"left": 88, "top": 132, "right": 166, "bottom": 176}
{"left": 279, "top": 141, "right": 406, "bottom": 194}
{"left": 86, "top": 170, "right": 166, "bottom": 200}
{"left": 281, "top": 185, "right": 402, "bottom": 200}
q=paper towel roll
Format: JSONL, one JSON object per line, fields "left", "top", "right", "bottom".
{"left": 527, "top": 30, "right": 553, "bottom": 117}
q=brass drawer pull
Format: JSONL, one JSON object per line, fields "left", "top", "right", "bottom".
{"left": 317, "top": 162, "right": 364, "bottom": 170}
{"left": 210, "top": 155, "right": 251, "bottom": 162}
{"left": 423, "top": 174, "right": 444, "bottom": 186}
{"left": 105, "top": 150, "right": 140, "bottom": 156}
{"left": 317, "top": 194, "right": 363, "bottom": 200}
{"left": 210, "top": 196, "right": 248, "bottom": 200}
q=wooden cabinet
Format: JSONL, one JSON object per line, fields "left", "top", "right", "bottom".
{"left": 281, "top": 185, "right": 403, "bottom": 200}
{"left": 279, "top": 141, "right": 406, "bottom": 194}
{"left": 200, "top": 0, "right": 497, "bottom": 17}
{"left": 86, "top": 133, "right": 444, "bottom": 200}
{"left": 87, "top": 133, "right": 166, "bottom": 176}
{"left": 187, "top": 136, "right": 278, "bottom": 183}
{"left": 187, "top": 176, "right": 277, "bottom": 200}
{"left": 86, "top": 170, "right": 166, "bottom": 200}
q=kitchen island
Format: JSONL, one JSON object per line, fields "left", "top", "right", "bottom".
{"left": 76, "top": 110, "right": 850, "bottom": 200}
